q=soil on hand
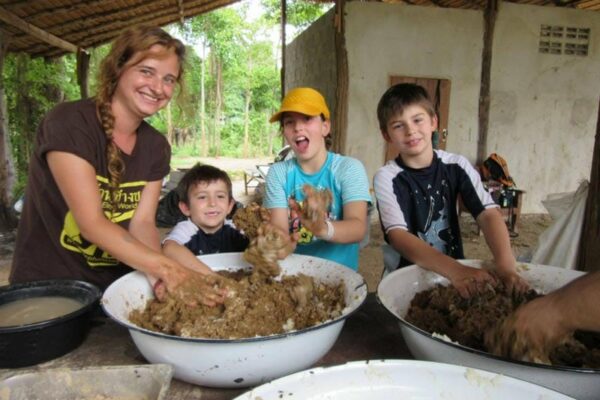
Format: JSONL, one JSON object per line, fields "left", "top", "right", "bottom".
{"left": 129, "top": 269, "right": 346, "bottom": 339}
{"left": 233, "top": 202, "right": 291, "bottom": 276}
{"left": 406, "top": 283, "right": 600, "bottom": 368}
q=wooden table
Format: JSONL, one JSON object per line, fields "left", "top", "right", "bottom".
{"left": 1, "top": 294, "right": 412, "bottom": 399}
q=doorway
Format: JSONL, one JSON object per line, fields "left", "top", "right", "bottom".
{"left": 384, "top": 76, "right": 451, "bottom": 162}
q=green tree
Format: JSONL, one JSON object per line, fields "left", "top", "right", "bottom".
{"left": 3, "top": 53, "right": 79, "bottom": 195}
{"left": 261, "top": 0, "right": 331, "bottom": 32}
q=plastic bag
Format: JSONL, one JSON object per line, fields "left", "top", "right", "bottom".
{"left": 531, "top": 180, "right": 588, "bottom": 269}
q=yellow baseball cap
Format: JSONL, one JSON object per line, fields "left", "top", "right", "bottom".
{"left": 269, "top": 87, "right": 330, "bottom": 123}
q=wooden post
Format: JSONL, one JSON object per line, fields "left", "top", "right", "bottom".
{"left": 332, "top": 0, "right": 348, "bottom": 154}
{"left": 0, "top": 31, "right": 18, "bottom": 231}
{"left": 477, "top": 0, "right": 499, "bottom": 164}
{"left": 76, "top": 49, "right": 90, "bottom": 99}
{"left": 577, "top": 100, "right": 600, "bottom": 272}
{"left": 280, "top": 0, "right": 286, "bottom": 99}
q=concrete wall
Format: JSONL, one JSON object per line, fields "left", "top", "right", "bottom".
{"left": 285, "top": 9, "right": 337, "bottom": 120}
{"left": 489, "top": 2, "right": 600, "bottom": 212}
{"left": 286, "top": 2, "right": 600, "bottom": 213}
{"left": 344, "top": 2, "right": 485, "bottom": 194}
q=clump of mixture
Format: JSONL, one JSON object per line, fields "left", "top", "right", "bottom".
{"left": 233, "top": 202, "right": 292, "bottom": 277}
{"left": 297, "top": 185, "right": 332, "bottom": 223}
{"left": 232, "top": 202, "right": 269, "bottom": 240}
{"left": 406, "top": 283, "right": 600, "bottom": 368}
{"left": 129, "top": 269, "right": 345, "bottom": 339}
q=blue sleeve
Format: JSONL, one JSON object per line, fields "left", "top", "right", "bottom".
{"left": 337, "top": 157, "right": 372, "bottom": 205}
{"left": 264, "top": 162, "right": 289, "bottom": 209}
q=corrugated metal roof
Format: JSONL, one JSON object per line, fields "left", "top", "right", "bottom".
{"left": 1, "top": 0, "right": 598, "bottom": 58}
{"left": 0, "top": 0, "right": 241, "bottom": 57}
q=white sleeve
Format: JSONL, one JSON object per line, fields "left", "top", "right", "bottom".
{"left": 162, "top": 219, "right": 198, "bottom": 246}
{"left": 374, "top": 164, "right": 408, "bottom": 234}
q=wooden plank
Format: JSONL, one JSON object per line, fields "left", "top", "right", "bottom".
{"left": 0, "top": 5, "right": 78, "bottom": 54}
{"left": 281, "top": 0, "right": 286, "bottom": 99}
{"left": 476, "top": 0, "right": 498, "bottom": 165}
{"left": 178, "top": 0, "right": 186, "bottom": 24}
{"left": 33, "top": 0, "right": 238, "bottom": 57}
{"left": 0, "top": 31, "right": 18, "bottom": 230}
{"left": 76, "top": 49, "right": 90, "bottom": 99}
{"left": 577, "top": 100, "right": 600, "bottom": 272}
{"left": 333, "top": 0, "right": 348, "bottom": 154}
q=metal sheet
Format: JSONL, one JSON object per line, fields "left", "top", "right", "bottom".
{"left": 0, "top": 364, "right": 173, "bottom": 400}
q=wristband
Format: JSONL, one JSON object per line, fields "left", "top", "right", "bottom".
{"left": 319, "top": 220, "right": 334, "bottom": 241}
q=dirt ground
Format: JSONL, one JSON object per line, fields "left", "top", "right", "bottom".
{"left": 0, "top": 157, "right": 553, "bottom": 290}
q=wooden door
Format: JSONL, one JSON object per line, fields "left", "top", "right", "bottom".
{"left": 384, "top": 76, "right": 451, "bottom": 162}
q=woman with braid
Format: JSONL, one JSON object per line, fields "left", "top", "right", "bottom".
{"left": 10, "top": 26, "right": 225, "bottom": 306}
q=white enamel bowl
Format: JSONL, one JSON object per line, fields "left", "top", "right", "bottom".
{"left": 234, "top": 359, "right": 573, "bottom": 399}
{"left": 377, "top": 260, "right": 600, "bottom": 400}
{"left": 102, "top": 253, "right": 367, "bottom": 388}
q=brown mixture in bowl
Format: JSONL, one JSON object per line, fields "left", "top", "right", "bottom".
{"left": 406, "top": 283, "right": 600, "bottom": 368}
{"left": 130, "top": 202, "right": 346, "bottom": 339}
{"left": 129, "top": 270, "right": 345, "bottom": 339}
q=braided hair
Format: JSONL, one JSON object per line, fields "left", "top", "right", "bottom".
{"left": 95, "top": 26, "right": 185, "bottom": 214}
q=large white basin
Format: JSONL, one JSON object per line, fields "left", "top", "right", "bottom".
{"left": 102, "top": 253, "right": 367, "bottom": 388}
{"left": 377, "top": 260, "right": 599, "bottom": 400}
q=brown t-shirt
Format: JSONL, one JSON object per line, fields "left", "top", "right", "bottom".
{"left": 10, "top": 99, "right": 170, "bottom": 290}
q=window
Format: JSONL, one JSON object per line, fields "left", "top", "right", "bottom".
{"left": 539, "top": 25, "right": 589, "bottom": 56}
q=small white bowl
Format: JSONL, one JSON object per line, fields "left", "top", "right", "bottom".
{"left": 235, "top": 359, "right": 573, "bottom": 399}
{"left": 102, "top": 253, "right": 367, "bottom": 388}
{"left": 377, "top": 260, "right": 600, "bottom": 400}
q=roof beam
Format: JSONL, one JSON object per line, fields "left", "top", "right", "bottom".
{"left": 0, "top": 5, "right": 78, "bottom": 54}
{"left": 178, "top": 0, "right": 186, "bottom": 24}
{"left": 13, "top": 0, "right": 226, "bottom": 44}
{"left": 36, "top": 0, "right": 236, "bottom": 57}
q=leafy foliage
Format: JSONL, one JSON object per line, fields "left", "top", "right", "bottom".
{"left": 2, "top": 1, "right": 329, "bottom": 196}
{"left": 3, "top": 53, "right": 79, "bottom": 195}
{"left": 261, "top": 0, "right": 332, "bottom": 31}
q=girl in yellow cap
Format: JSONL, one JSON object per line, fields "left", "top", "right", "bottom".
{"left": 264, "top": 87, "right": 371, "bottom": 270}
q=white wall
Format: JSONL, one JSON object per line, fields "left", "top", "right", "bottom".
{"left": 344, "top": 2, "right": 485, "bottom": 191}
{"left": 287, "top": 2, "right": 600, "bottom": 213}
{"left": 490, "top": 3, "right": 600, "bottom": 212}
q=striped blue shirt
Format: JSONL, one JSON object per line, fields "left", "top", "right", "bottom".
{"left": 264, "top": 152, "right": 371, "bottom": 270}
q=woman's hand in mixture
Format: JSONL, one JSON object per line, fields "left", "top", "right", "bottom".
{"left": 153, "top": 256, "right": 228, "bottom": 307}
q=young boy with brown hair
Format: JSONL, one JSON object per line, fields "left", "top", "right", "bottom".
{"left": 162, "top": 164, "right": 249, "bottom": 272}
{"left": 373, "top": 83, "right": 528, "bottom": 298}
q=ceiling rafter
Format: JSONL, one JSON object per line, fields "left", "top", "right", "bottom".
{"left": 8, "top": 0, "right": 139, "bottom": 21}
{"left": 178, "top": 0, "right": 186, "bottom": 24}
{"left": 33, "top": 0, "right": 236, "bottom": 58}
{"left": 0, "top": 5, "right": 79, "bottom": 53}
{"left": 2, "top": 0, "right": 599, "bottom": 58}
{"left": 9, "top": 0, "right": 219, "bottom": 42}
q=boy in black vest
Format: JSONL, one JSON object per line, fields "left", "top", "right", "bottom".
{"left": 374, "top": 83, "right": 528, "bottom": 298}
